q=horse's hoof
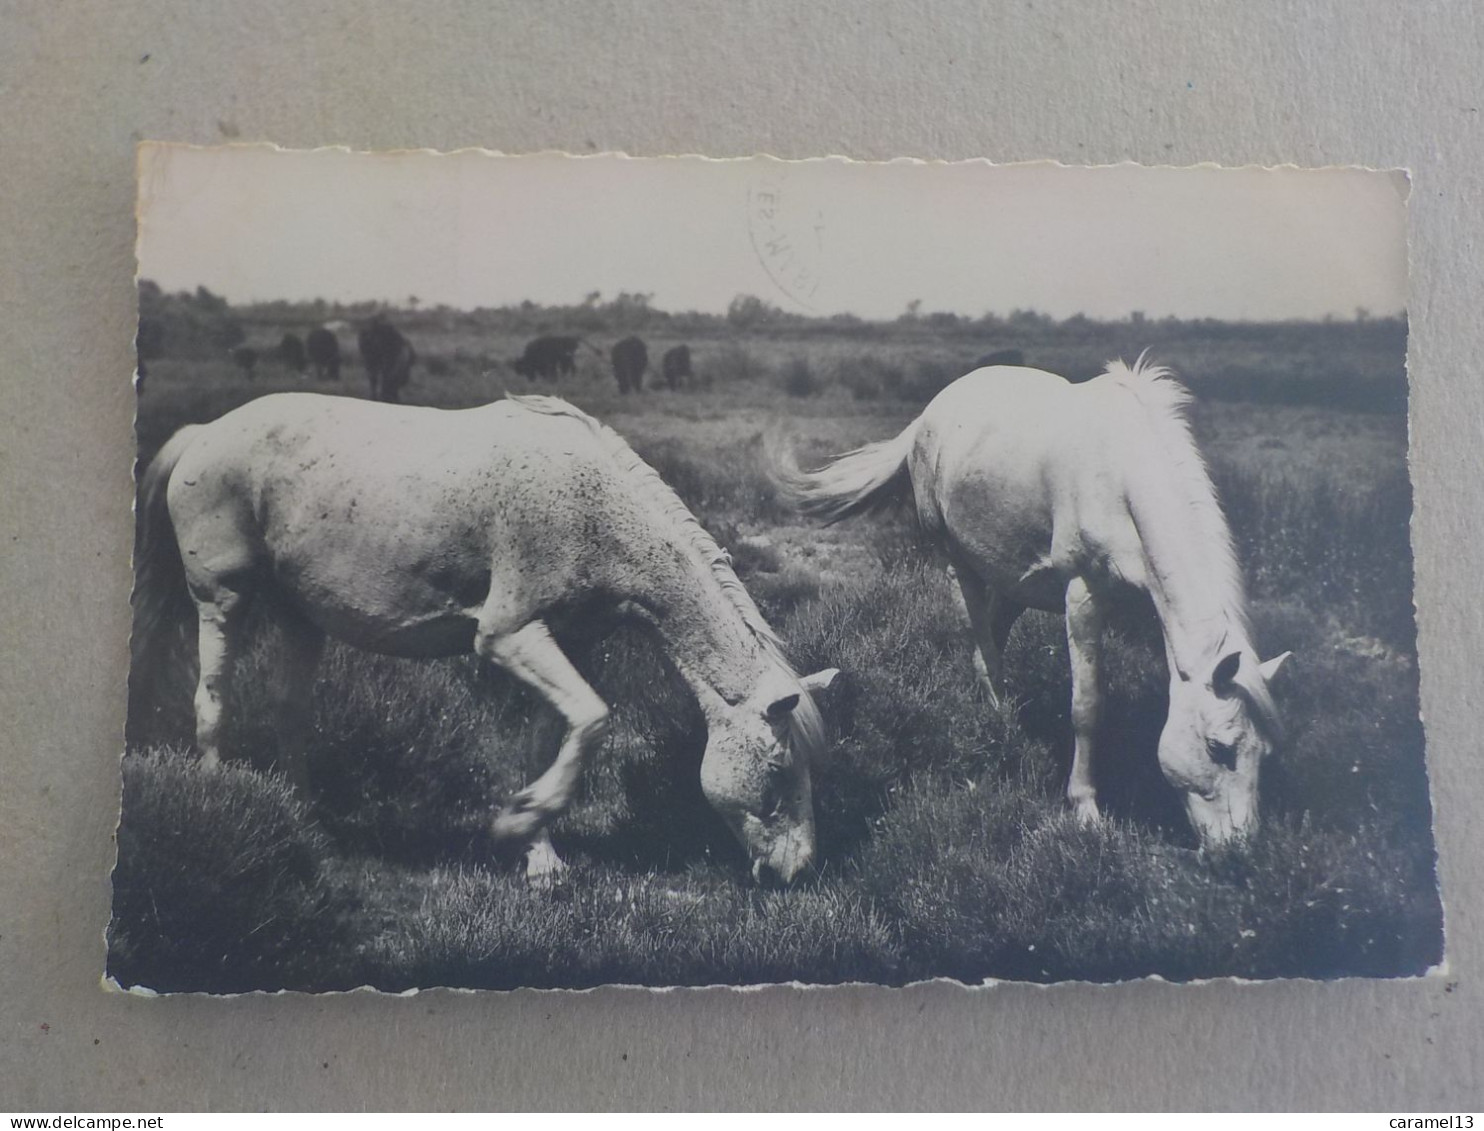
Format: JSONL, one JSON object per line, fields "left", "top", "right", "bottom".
{"left": 978, "top": 684, "right": 1018, "bottom": 720}
{"left": 1071, "top": 800, "right": 1104, "bottom": 826}
{"left": 977, "top": 679, "right": 1006, "bottom": 707}
{"left": 525, "top": 861, "right": 569, "bottom": 891}
{"left": 524, "top": 837, "right": 569, "bottom": 888}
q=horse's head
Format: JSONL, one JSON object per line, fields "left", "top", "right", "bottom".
{"left": 699, "top": 667, "right": 838, "bottom": 885}
{"left": 1160, "top": 645, "right": 1290, "bottom": 848}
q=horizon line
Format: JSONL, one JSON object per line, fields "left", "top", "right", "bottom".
{"left": 138, "top": 280, "right": 1407, "bottom": 328}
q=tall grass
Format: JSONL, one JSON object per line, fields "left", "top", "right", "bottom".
{"left": 854, "top": 781, "right": 1436, "bottom": 983}
{"left": 358, "top": 866, "right": 903, "bottom": 990}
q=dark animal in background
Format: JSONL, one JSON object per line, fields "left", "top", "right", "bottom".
{"left": 278, "top": 332, "right": 307, "bottom": 375}
{"left": 611, "top": 336, "right": 648, "bottom": 394}
{"left": 231, "top": 346, "right": 258, "bottom": 380}
{"left": 661, "top": 344, "right": 694, "bottom": 391}
{"left": 358, "top": 315, "right": 416, "bottom": 403}
{"left": 512, "top": 335, "right": 582, "bottom": 382}
{"left": 973, "top": 349, "right": 1025, "bottom": 369}
{"left": 306, "top": 327, "right": 341, "bottom": 382}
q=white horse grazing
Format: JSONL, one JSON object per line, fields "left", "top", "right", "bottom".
{"left": 132, "top": 393, "right": 836, "bottom": 883}
{"left": 777, "top": 356, "right": 1288, "bottom": 847}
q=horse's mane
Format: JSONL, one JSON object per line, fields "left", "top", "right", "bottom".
{"left": 505, "top": 394, "right": 826, "bottom": 759}
{"left": 1101, "top": 354, "right": 1255, "bottom": 648}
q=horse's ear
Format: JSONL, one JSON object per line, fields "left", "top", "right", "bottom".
{"left": 1258, "top": 651, "right": 1292, "bottom": 683}
{"left": 798, "top": 668, "right": 840, "bottom": 694}
{"left": 1210, "top": 650, "right": 1242, "bottom": 690}
{"left": 763, "top": 693, "right": 801, "bottom": 722}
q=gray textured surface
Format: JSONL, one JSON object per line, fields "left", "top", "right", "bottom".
{"left": 1, "top": 0, "right": 1479, "bottom": 1111}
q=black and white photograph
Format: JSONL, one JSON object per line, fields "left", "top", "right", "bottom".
{"left": 111, "top": 144, "right": 1442, "bottom": 993}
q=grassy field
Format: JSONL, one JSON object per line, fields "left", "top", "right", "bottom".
{"left": 111, "top": 307, "right": 1442, "bottom": 992}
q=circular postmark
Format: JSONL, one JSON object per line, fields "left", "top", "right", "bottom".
{"left": 745, "top": 170, "right": 826, "bottom": 311}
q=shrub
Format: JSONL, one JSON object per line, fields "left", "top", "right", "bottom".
{"left": 779, "top": 560, "right": 1054, "bottom": 859}
{"left": 901, "top": 357, "right": 959, "bottom": 402}
{"left": 780, "top": 355, "right": 820, "bottom": 398}
{"left": 830, "top": 354, "right": 906, "bottom": 401}
{"left": 298, "top": 648, "right": 519, "bottom": 864}
{"left": 107, "top": 747, "right": 347, "bottom": 992}
{"left": 711, "top": 342, "right": 768, "bottom": 385}
{"left": 633, "top": 435, "right": 788, "bottom": 525}
{"left": 125, "top": 612, "right": 530, "bottom": 868}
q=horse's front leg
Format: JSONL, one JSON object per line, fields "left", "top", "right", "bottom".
{"left": 517, "top": 706, "right": 572, "bottom": 884}
{"left": 524, "top": 829, "right": 566, "bottom": 887}
{"left": 476, "top": 619, "right": 611, "bottom": 854}
{"left": 191, "top": 585, "right": 251, "bottom": 768}
{"left": 1064, "top": 576, "right": 1104, "bottom": 824}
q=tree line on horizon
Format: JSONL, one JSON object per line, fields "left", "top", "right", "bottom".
{"left": 139, "top": 280, "right": 1404, "bottom": 343}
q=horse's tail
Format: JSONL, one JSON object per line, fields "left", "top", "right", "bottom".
{"left": 127, "top": 425, "right": 203, "bottom": 744}
{"left": 769, "top": 419, "right": 921, "bottom": 525}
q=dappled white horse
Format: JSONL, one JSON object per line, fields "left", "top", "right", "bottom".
{"left": 778, "top": 356, "right": 1288, "bottom": 847}
{"left": 133, "top": 393, "right": 836, "bottom": 883}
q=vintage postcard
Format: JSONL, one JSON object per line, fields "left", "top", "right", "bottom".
{"left": 112, "top": 145, "right": 1441, "bottom": 992}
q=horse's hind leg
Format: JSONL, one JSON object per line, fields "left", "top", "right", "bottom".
{"left": 476, "top": 619, "right": 611, "bottom": 851}
{"left": 1064, "top": 576, "right": 1105, "bottom": 824}
{"left": 191, "top": 584, "right": 252, "bottom": 768}
{"left": 950, "top": 561, "right": 1021, "bottom": 710}
{"left": 272, "top": 608, "right": 325, "bottom": 798}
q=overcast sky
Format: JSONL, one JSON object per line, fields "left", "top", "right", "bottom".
{"left": 136, "top": 145, "right": 1408, "bottom": 322}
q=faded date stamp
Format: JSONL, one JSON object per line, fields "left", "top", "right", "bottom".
{"left": 746, "top": 172, "right": 825, "bottom": 310}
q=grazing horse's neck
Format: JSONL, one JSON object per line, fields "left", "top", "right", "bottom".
{"left": 619, "top": 494, "right": 778, "bottom": 715}
{"left": 1126, "top": 467, "right": 1252, "bottom": 679}
{"left": 638, "top": 554, "right": 768, "bottom": 713}
{"left": 520, "top": 395, "right": 778, "bottom": 713}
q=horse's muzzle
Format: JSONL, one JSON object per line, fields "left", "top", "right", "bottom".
{"left": 751, "top": 847, "right": 815, "bottom": 887}
{"left": 1185, "top": 778, "right": 1260, "bottom": 851}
